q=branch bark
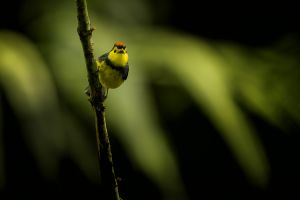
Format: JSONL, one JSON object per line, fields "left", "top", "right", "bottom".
{"left": 76, "top": 1, "right": 120, "bottom": 199}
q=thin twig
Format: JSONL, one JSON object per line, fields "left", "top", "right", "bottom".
{"left": 76, "top": 0, "right": 120, "bottom": 199}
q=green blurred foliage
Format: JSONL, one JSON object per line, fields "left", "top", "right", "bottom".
{"left": 1, "top": 0, "right": 300, "bottom": 199}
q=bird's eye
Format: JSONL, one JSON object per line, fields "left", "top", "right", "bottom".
{"left": 114, "top": 50, "right": 116, "bottom": 53}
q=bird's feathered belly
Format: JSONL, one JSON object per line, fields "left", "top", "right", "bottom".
{"left": 99, "top": 63, "right": 125, "bottom": 89}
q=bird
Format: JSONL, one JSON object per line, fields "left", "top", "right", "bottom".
{"left": 96, "top": 41, "right": 129, "bottom": 98}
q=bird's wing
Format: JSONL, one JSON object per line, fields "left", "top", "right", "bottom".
{"left": 97, "top": 53, "right": 109, "bottom": 71}
{"left": 122, "top": 63, "right": 129, "bottom": 80}
{"left": 98, "top": 53, "right": 108, "bottom": 62}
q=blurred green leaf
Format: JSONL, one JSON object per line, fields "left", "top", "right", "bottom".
{"left": 0, "top": 31, "right": 98, "bottom": 182}
{"left": 0, "top": 30, "right": 63, "bottom": 179}
{"left": 129, "top": 35, "right": 270, "bottom": 186}
{"left": 217, "top": 43, "right": 300, "bottom": 130}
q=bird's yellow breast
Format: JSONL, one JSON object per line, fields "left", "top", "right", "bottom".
{"left": 97, "top": 61, "right": 125, "bottom": 89}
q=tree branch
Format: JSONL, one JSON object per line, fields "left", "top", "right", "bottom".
{"left": 76, "top": 0, "right": 120, "bottom": 199}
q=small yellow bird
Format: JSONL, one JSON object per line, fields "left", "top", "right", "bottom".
{"left": 96, "top": 41, "right": 129, "bottom": 97}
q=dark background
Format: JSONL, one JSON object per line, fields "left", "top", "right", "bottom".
{"left": 1, "top": 1, "right": 300, "bottom": 199}
{"left": 2, "top": 1, "right": 300, "bottom": 46}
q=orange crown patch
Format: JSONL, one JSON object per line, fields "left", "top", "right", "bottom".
{"left": 114, "top": 41, "right": 126, "bottom": 48}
